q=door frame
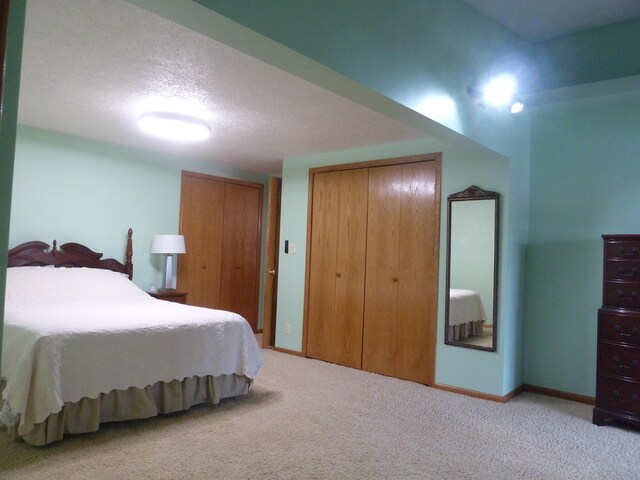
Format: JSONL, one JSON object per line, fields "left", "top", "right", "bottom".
{"left": 262, "top": 176, "right": 282, "bottom": 348}
{"left": 302, "top": 153, "right": 442, "bottom": 384}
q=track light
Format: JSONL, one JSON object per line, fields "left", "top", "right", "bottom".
{"left": 467, "top": 73, "right": 524, "bottom": 114}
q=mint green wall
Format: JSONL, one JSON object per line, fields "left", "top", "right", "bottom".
{"left": 534, "top": 18, "right": 640, "bottom": 92}
{"left": 0, "top": 0, "right": 26, "bottom": 375}
{"left": 195, "top": 0, "right": 532, "bottom": 145}
{"left": 526, "top": 89, "right": 640, "bottom": 396}
{"left": 10, "top": 126, "right": 269, "bottom": 324}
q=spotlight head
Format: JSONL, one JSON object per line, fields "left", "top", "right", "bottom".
{"left": 510, "top": 101, "right": 524, "bottom": 114}
{"left": 483, "top": 73, "right": 517, "bottom": 108}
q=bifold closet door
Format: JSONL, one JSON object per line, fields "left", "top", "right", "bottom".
{"left": 306, "top": 169, "right": 369, "bottom": 368}
{"left": 219, "top": 181, "right": 262, "bottom": 329}
{"left": 362, "top": 161, "right": 439, "bottom": 384}
{"left": 179, "top": 172, "right": 262, "bottom": 332}
{"left": 178, "top": 174, "right": 225, "bottom": 309}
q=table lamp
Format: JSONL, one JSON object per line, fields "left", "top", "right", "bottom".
{"left": 151, "top": 234, "right": 186, "bottom": 291}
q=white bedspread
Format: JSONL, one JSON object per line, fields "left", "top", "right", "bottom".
{"left": 2, "top": 267, "right": 262, "bottom": 437}
{"left": 448, "top": 288, "right": 487, "bottom": 327}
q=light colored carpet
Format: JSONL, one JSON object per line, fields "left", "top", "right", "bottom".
{"left": 1, "top": 349, "right": 639, "bottom": 479}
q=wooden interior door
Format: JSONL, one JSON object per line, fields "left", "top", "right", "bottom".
{"left": 306, "top": 169, "right": 368, "bottom": 368}
{"left": 178, "top": 173, "right": 225, "bottom": 309}
{"left": 262, "top": 177, "right": 282, "bottom": 348}
{"left": 219, "top": 181, "right": 263, "bottom": 331}
{"left": 363, "top": 160, "right": 440, "bottom": 384}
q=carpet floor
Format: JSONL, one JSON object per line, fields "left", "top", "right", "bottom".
{"left": 1, "top": 349, "right": 639, "bottom": 479}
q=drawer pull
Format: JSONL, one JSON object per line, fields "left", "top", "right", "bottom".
{"left": 613, "top": 356, "right": 639, "bottom": 369}
{"left": 618, "top": 247, "right": 640, "bottom": 258}
{"left": 617, "top": 290, "right": 639, "bottom": 302}
{"left": 611, "top": 390, "right": 639, "bottom": 404}
{"left": 613, "top": 325, "right": 640, "bottom": 337}
{"left": 618, "top": 267, "right": 639, "bottom": 278}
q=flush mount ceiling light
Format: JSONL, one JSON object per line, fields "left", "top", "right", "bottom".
{"left": 467, "top": 73, "right": 524, "bottom": 114}
{"left": 138, "top": 112, "right": 211, "bottom": 141}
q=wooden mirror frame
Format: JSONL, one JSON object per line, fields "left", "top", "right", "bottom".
{"left": 445, "top": 185, "right": 499, "bottom": 352}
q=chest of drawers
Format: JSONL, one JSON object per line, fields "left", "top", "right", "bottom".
{"left": 593, "top": 235, "right": 640, "bottom": 428}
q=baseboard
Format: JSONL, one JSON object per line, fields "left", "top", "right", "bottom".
{"left": 265, "top": 352, "right": 594, "bottom": 406}
{"left": 522, "top": 383, "right": 595, "bottom": 405}
{"left": 272, "top": 346, "right": 305, "bottom": 357}
{"left": 433, "top": 383, "right": 522, "bottom": 403}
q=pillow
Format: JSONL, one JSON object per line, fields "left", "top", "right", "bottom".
{"left": 5, "top": 266, "right": 150, "bottom": 305}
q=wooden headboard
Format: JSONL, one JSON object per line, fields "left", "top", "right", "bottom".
{"left": 7, "top": 228, "right": 134, "bottom": 279}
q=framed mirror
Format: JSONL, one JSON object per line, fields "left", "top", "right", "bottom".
{"left": 445, "top": 185, "right": 499, "bottom": 351}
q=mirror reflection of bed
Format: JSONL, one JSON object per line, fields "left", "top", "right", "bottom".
{"left": 445, "top": 185, "right": 499, "bottom": 351}
{"left": 448, "top": 288, "right": 492, "bottom": 348}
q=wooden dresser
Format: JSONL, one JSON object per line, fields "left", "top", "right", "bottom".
{"left": 593, "top": 234, "right": 640, "bottom": 428}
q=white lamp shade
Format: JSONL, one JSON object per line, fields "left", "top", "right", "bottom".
{"left": 151, "top": 235, "right": 186, "bottom": 255}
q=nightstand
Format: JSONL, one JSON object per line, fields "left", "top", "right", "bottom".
{"left": 149, "top": 290, "right": 188, "bottom": 304}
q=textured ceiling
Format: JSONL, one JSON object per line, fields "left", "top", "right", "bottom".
{"left": 463, "top": 0, "right": 640, "bottom": 41}
{"left": 18, "top": 0, "right": 425, "bottom": 175}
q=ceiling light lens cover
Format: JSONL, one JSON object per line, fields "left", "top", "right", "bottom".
{"left": 138, "top": 112, "right": 211, "bottom": 141}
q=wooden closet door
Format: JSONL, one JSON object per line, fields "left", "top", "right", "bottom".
{"left": 179, "top": 172, "right": 263, "bottom": 332}
{"left": 219, "top": 182, "right": 262, "bottom": 331}
{"left": 178, "top": 174, "right": 225, "bottom": 309}
{"left": 363, "top": 161, "right": 439, "bottom": 385}
{"left": 306, "top": 169, "right": 369, "bottom": 368}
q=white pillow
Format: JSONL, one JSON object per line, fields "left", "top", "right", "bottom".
{"left": 5, "top": 266, "right": 150, "bottom": 305}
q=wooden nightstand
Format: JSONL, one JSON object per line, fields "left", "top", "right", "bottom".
{"left": 149, "top": 290, "right": 188, "bottom": 304}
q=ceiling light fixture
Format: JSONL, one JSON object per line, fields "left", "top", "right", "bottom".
{"left": 510, "top": 101, "right": 524, "bottom": 114}
{"left": 467, "top": 73, "right": 524, "bottom": 114}
{"left": 483, "top": 73, "right": 517, "bottom": 108}
{"left": 138, "top": 112, "right": 211, "bottom": 141}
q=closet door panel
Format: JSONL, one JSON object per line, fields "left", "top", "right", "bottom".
{"left": 219, "top": 182, "right": 262, "bottom": 331}
{"left": 396, "top": 161, "right": 439, "bottom": 384}
{"left": 334, "top": 169, "right": 369, "bottom": 368}
{"left": 178, "top": 174, "right": 225, "bottom": 309}
{"left": 362, "top": 164, "right": 402, "bottom": 377}
{"left": 307, "top": 169, "right": 368, "bottom": 368}
{"left": 307, "top": 171, "right": 341, "bottom": 362}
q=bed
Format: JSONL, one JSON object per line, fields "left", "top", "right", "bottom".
{"left": 447, "top": 288, "right": 487, "bottom": 341}
{"left": 0, "top": 230, "right": 262, "bottom": 446}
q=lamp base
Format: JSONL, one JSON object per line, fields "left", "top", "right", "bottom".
{"left": 162, "top": 254, "right": 175, "bottom": 290}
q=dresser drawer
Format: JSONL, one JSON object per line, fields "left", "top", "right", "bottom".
{"left": 605, "top": 241, "right": 640, "bottom": 260}
{"left": 599, "top": 310, "right": 640, "bottom": 345}
{"left": 598, "top": 342, "right": 640, "bottom": 379}
{"left": 596, "top": 375, "right": 640, "bottom": 416}
{"left": 603, "top": 282, "right": 640, "bottom": 309}
{"left": 604, "top": 260, "right": 640, "bottom": 282}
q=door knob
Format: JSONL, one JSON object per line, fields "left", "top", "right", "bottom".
{"left": 268, "top": 270, "right": 276, "bottom": 276}
{"left": 392, "top": 277, "right": 398, "bottom": 282}
{"left": 336, "top": 272, "right": 342, "bottom": 278}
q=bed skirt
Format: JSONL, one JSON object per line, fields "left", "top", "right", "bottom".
{"left": 2, "top": 374, "right": 251, "bottom": 446}
{"left": 448, "top": 320, "right": 485, "bottom": 341}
